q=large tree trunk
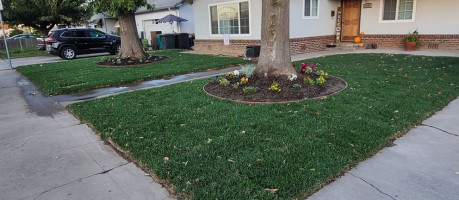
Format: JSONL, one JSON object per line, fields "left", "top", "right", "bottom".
{"left": 118, "top": 13, "right": 149, "bottom": 59}
{"left": 255, "top": 0, "right": 295, "bottom": 78}
{"left": 37, "top": 25, "right": 54, "bottom": 37}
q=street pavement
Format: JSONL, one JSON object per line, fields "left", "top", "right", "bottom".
{"left": 0, "top": 50, "right": 458, "bottom": 200}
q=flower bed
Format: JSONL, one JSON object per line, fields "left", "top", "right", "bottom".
{"left": 204, "top": 63, "right": 347, "bottom": 103}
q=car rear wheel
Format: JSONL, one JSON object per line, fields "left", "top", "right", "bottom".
{"left": 61, "top": 47, "right": 77, "bottom": 60}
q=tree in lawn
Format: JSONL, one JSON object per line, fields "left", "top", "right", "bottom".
{"left": 255, "top": 0, "right": 296, "bottom": 78}
{"left": 2, "top": 0, "right": 89, "bottom": 36}
{"left": 90, "top": 0, "right": 153, "bottom": 59}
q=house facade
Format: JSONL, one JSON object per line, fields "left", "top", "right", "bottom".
{"left": 88, "top": 13, "right": 118, "bottom": 35}
{"left": 135, "top": 0, "right": 195, "bottom": 44}
{"left": 192, "top": 0, "right": 459, "bottom": 56}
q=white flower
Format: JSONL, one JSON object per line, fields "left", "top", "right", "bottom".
{"left": 288, "top": 74, "right": 297, "bottom": 81}
{"left": 233, "top": 70, "right": 240, "bottom": 76}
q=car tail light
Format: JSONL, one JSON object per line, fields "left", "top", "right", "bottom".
{"left": 41, "top": 40, "right": 45, "bottom": 44}
{"left": 45, "top": 37, "right": 55, "bottom": 42}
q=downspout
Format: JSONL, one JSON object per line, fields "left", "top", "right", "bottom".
{"left": 176, "top": 9, "right": 180, "bottom": 33}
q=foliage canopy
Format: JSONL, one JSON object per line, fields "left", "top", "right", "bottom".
{"left": 2, "top": 0, "right": 90, "bottom": 35}
{"left": 89, "top": 0, "right": 153, "bottom": 16}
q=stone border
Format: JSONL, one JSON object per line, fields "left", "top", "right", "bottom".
{"left": 203, "top": 75, "right": 348, "bottom": 105}
{"left": 97, "top": 56, "right": 171, "bottom": 68}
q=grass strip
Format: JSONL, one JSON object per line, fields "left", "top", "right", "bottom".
{"left": 69, "top": 54, "right": 459, "bottom": 199}
{"left": 0, "top": 47, "right": 49, "bottom": 59}
{"left": 16, "top": 50, "right": 248, "bottom": 95}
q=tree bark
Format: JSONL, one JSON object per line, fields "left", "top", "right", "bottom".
{"left": 36, "top": 25, "right": 54, "bottom": 37}
{"left": 255, "top": 0, "right": 295, "bottom": 78}
{"left": 118, "top": 13, "right": 149, "bottom": 59}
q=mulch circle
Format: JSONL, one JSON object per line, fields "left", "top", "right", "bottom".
{"left": 204, "top": 74, "right": 347, "bottom": 104}
{"left": 97, "top": 56, "right": 170, "bottom": 67}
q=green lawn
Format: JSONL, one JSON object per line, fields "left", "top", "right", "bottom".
{"left": 16, "top": 50, "right": 247, "bottom": 95}
{"left": 69, "top": 54, "right": 459, "bottom": 199}
{"left": 0, "top": 47, "right": 48, "bottom": 59}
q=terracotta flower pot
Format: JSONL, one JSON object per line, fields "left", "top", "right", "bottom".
{"left": 405, "top": 41, "right": 417, "bottom": 51}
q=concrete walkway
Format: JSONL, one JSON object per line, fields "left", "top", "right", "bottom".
{"left": 308, "top": 99, "right": 459, "bottom": 200}
{"left": 0, "top": 71, "right": 172, "bottom": 199}
{"left": 1, "top": 49, "right": 458, "bottom": 200}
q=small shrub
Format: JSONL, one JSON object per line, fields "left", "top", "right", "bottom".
{"left": 240, "top": 77, "right": 248, "bottom": 85}
{"left": 288, "top": 74, "right": 297, "bottom": 81}
{"left": 243, "top": 86, "right": 258, "bottom": 93}
{"left": 299, "top": 63, "right": 317, "bottom": 74}
{"left": 9, "top": 29, "right": 24, "bottom": 37}
{"left": 240, "top": 64, "right": 256, "bottom": 77}
{"left": 219, "top": 78, "right": 230, "bottom": 86}
{"left": 232, "top": 83, "right": 240, "bottom": 89}
{"left": 304, "top": 77, "right": 315, "bottom": 85}
{"left": 316, "top": 76, "right": 326, "bottom": 85}
{"left": 293, "top": 83, "right": 302, "bottom": 88}
{"left": 269, "top": 81, "right": 281, "bottom": 92}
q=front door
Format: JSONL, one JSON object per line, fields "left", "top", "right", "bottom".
{"left": 342, "top": 0, "right": 361, "bottom": 41}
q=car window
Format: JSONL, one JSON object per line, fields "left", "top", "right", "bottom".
{"left": 61, "top": 31, "right": 70, "bottom": 37}
{"left": 70, "top": 31, "right": 87, "bottom": 37}
{"left": 88, "top": 30, "right": 106, "bottom": 38}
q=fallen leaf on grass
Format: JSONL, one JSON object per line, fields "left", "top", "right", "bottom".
{"left": 163, "top": 157, "right": 169, "bottom": 163}
{"left": 256, "top": 159, "right": 263, "bottom": 162}
{"left": 228, "top": 159, "right": 235, "bottom": 163}
{"left": 264, "top": 188, "right": 278, "bottom": 193}
{"left": 404, "top": 73, "right": 408, "bottom": 78}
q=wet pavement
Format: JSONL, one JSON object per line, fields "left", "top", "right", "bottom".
{"left": 53, "top": 66, "right": 241, "bottom": 106}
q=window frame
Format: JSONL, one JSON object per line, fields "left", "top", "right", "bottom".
{"left": 60, "top": 30, "right": 88, "bottom": 38}
{"left": 208, "top": 0, "right": 251, "bottom": 37}
{"left": 303, "top": 0, "right": 320, "bottom": 19}
{"left": 379, "top": 0, "right": 417, "bottom": 23}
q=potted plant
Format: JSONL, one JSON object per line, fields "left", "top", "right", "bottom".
{"left": 404, "top": 30, "right": 419, "bottom": 51}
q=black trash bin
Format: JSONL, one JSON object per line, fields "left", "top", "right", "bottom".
{"left": 246, "top": 45, "right": 260, "bottom": 58}
{"left": 161, "top": 34, "right": 176, "bottom": 50}
{"left": 176, "top": 33, "right": 190, "bottom": 49}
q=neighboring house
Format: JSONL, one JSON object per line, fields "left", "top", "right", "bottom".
{"left": 135, "top": 0, "right": 195, "bottom": 44}
{"left": 88, "top": 13, "right": 118, "bottom": 35}
{"left": 192, "top": 0, "right": 459, "bottom": 56}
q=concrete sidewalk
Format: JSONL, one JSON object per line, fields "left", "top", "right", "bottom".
{"left": 0, "top": 71, "right": 173, "bottom": 199}
{"left": 308, "top": 98, "right": 459, "bottom": 200}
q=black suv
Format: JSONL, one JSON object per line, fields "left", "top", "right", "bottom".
{"left": 46, "top": 28, "right": 121, "bottom": 59}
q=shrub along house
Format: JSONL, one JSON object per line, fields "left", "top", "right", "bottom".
{"left": 192, "top": 0, "right": 459, "bottom": 57}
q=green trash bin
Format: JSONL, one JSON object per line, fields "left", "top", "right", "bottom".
{"left": 157, "top": 35, "right": 163, "bottom": 50}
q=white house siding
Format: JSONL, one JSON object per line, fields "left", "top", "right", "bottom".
{"left": 290, "top": 0, "right": 341, "bottom": 38}
{"left": 179, "top": 4, "right": 195, "bottom": 34}
{"left": 360, "top": 0, "right": 459, "bottom": 34}
{"left": 93, "top": 18, "right": 118, "bottom": 35}
{"left": 194, "top": 0, "right": 340, "bottom": 40}
{"left": 193, "top": 0, "right": 262, "bottom": 40}
{"left": 135, "top": 10, "right": 178, "bottom": 41}
{"left": 193, "top": 0, "right": 339, "bottom": 56}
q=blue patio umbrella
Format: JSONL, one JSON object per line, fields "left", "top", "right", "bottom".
{"left": 158, "top": 14, "right": 188, "bottom": 23}
{"left": 158, "top": 14, "right": 188, "bottom": 33}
